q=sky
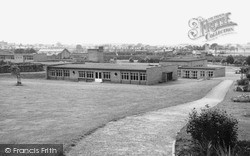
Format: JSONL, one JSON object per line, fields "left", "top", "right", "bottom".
{"left": 0, "top": 0, "right": 249, "bottom": 45}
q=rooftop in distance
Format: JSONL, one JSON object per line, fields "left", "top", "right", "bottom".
{"left": 161, "top": 57, "right": 206, "bottom": 62}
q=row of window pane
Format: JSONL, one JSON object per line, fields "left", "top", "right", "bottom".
{"left": 182, "top": 70, "right": 213, "bottom": 78}
{"left": 121, "top": 72, "right": 129, "bottom": 80}
{"left": 49, "top": 70, "right": 69, "bottom": 77}
{"left": 122, "top": 72, "right": 146, "bottom": 81}
{"left": 103, "top": 72, "right": 111, "bottom": 79}
{"left": 131, "top": 73, "right": 139, "bottom": 80}
{"left": 49, "top": 70, "right": 147, "bottom": 80}
{"left": 24, "top": 56, "right": 33, "bottom": 60}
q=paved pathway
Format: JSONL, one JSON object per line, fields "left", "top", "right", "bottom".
{"left": 67, "top": 80, "right": 233, "bottom": 156}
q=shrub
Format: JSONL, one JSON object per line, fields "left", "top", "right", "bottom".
{"left": 237, "top": 78, "right": 249, "bottom": 86}
{"left": 128, "top": 57, "right": 134, "bottom": 63}
{"left": 186, "top": 107, "right": 238, "bottom": 153}
{"left": 226, "top": 55, "right": 235, "bottom": 64}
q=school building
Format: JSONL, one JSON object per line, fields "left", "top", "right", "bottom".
{"left": 160, "top": 57, "right": 225, "bottom": 79}
{"left": 46, "top": 63, "right": 178, "bottom": 85}
{"left": 177, "top": 66, "right": 225, "bottom": 79}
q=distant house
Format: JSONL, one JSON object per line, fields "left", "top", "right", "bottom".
{"left": 14, "top": 53, "right": 34, "bottom": 63}
{"left": 87, "top": 47, "right": 104, "bottom": 63}
{"left": 0, "top": 49, "right": 14, "bottom": 62}
{"left": 37, "top": 48, "right": 71, "bottom": 61}
{"left": 0, "top": 49, "right": 36, "bottom": 63}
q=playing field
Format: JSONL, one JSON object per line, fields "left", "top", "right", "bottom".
{"left": 0, "top": 78, "right": 221, "bottom": 151}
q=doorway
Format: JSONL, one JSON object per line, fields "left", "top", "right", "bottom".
{"left": 95, "top": 72, "right": 102, "bottom": 79}
{"left": 167, "top": 72, "right": 173, "bottom": 81}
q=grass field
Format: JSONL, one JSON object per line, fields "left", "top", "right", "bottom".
{"left": 0, "top": 77, "right": 221, "bottom": 152}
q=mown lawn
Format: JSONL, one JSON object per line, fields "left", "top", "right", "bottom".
{"left": 0, "top": 78, "right": 221, "bottom": 152}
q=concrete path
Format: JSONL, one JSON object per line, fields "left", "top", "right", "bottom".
{"left": 67, "top": 80, "right": 233, "bottom": 156}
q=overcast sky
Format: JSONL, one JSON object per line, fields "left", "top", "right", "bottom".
{"left": 0, "top": 0, "right": 249, "bottom": 45}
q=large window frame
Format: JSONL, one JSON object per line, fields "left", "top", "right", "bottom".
{"left": 49, "top": 70, "right": 56, "bottom": 77}
{"left": 63, "top": 70, "right": 70, "bottom": 77}
{"left": 184, "top": 70, "right": 190, "bottom": 78}
{"left": 131, "top": 72, "right": 139, "bottom": 81}
{"left": 140, "top": 72, "right": 147, "bottom": 81}
{"left": 103, "top": 72, "right": 111, "bottom": 80}
{"left": 78, "top": 71, "right": 86, "bottom": 78}
{"left": 192, "top": 71, "right": 198, "bottom": 79}
{"left": 121, "top": 72, "right": 130, "bottom": 80}
{"left": 177, "top": 70, "right": 181, "bottom": 77}
{"left": 208, "top": 71, "right": 214, "bottom": 77}
{"left": 86, "top": 71, "right": 94, "bottom": 79}
{"left": 200, "top": 71, "right": 205, "bottom": 77}
{"left": 56, "top": 70, "right": 63, "bottom": 77}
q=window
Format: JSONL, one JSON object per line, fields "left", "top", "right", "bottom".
{"left": 79, "top": 71, "right": 85, "bottom": 78}
{"left": 185, "top": 71, "right": 190, "bottom": 78}
{"left": 192, "top": 71, "right": 197, "bottom": 79}
{"left": 140, "top": 73, "right": 147, "bottom": 81}
{"left": 208, "top": 71, "right": 214, "bottom": 77}
{"left": 131, "top": 72, "right": 139, "bottom": 81}
{"left": 200, "top": 71, "right": 205, "bottom": 77}
{"left": 49, "top": 70, "right": 55, "bottom": 76}
{"left": 86, "top": 71, "right": 94, "bottom": 78}
{"left": 103, "top": 72, "right": 111, "bottom": 79}
{"left": 121, "top": 72, "right": 129, "bottom": 80}
{"left": 56, "top": 70, "right": 63, "bottom": 77}
{"left": 64, "top": 70, "right": 70, "bottom": 77}
{"left": 24, "top": 55, "right": 33, "bottom": 60}
{"left": 177, "top": 70, "right": 181, "bottom": 77}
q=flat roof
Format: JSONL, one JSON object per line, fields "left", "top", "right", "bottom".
{"left": 161, "top": 57, "right": 207, "bottom": 62}
{"left": 178, "top": 66, "right": 225, "bottom": 70}
{"left": 48, "top": 63, "right": 164, "bottom": 71}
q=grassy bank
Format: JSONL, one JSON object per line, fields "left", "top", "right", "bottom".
{"left": 175, "top": 82, "right": 250, "bottom": 155}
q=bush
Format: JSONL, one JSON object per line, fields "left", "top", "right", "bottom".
{"left": 226, "top": 55, "right": 235, "bottom": 64}
{"left": 128, "top": 57, "right": 134, "bottom": 63}
{"left": 186, "top": 107, "right": 238, "bottom": 153}
{"left": 237, "top": 78, "right": 249, "bottom": 86}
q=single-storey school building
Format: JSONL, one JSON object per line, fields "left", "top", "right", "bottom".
{"left": 46, "top": 63, "right": 178, "bottom": 85}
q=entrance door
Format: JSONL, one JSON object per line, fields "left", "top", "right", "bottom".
{"left": 95, "top": 72, "right": 102, "bottom": 82}
{"left": 95, "top": 72, "right": 102, "bottom": 79}
{"left": 167, "top": 72, "right": 173, "bottom": 81}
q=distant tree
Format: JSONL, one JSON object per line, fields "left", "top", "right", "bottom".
{"left": 221, "top": 59, "right": 227, "bottom": 64}
{"left": 234, "top": 59, "right": 242, "bottom": 66}
{"left": 56, "top": 42, "right": 63, "bottom": 47}
{"left": 210, "top": 43, "right": 218, "bottom": 50}
{"left": 137, "top": 57, "right": 146, "bottom": 63}
{"left": 226, "top": 55, "right": 234, "bottom": 64}
{"left": 160, "top": 57, "right": 166, "bottom": 61}
{"left": 0, "top": 60, "right": 6, "bottom": 65}
{"left": 246, "top": 56, "right": 250, "bottom": 65}
{"left": 14, "top": 49, "right": 25, "bottom": 54}
{"left": 76, "top": 44, "right": 83, "bottom": 52}
{"left": 28, "top": 48, "right": 37, "bottom": 54}
{"left": 10, "top": 65, "right": 22, "bottom": 85}
{"left": 144, "top": 56, "right": 150, "bottom": 63}
{"left": 129, "top": 57, "right": 134, "bottom": 63}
